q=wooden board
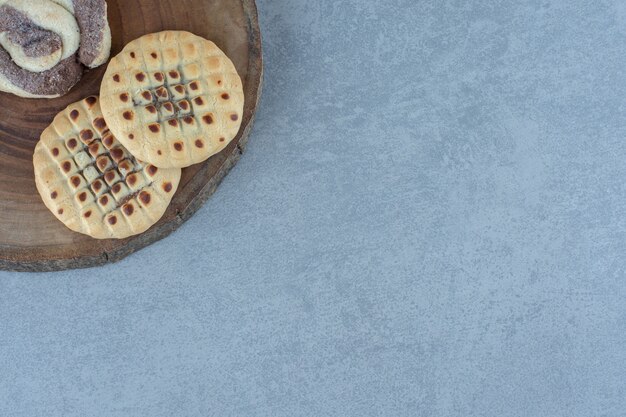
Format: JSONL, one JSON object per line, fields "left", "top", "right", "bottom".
{"left": 0, "top": 0, "right": 263, "bottom": 272}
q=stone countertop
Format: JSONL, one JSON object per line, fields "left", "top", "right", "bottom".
{"left": 0, "top": 1, "right": 624, "bottom": 415}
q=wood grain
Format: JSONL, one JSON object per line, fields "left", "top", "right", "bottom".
{"left": 0, "top": 0, "right": 263, "bottom": 272}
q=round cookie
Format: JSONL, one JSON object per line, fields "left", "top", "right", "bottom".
{"left": 100, "top": 31, "right": 244, "bottom": 169}
{"left": 34, "top": 95, "right": 181, "bottom": 239}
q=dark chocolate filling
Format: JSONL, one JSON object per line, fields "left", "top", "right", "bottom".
{"left": 0, "top": 6, "right": 62, "bottom": 58}
{"left": 0, "top": 1, "right": 107, "bottom": 96}
{"left": 72, "top": 0, "right": 106, "bottom": 66}
{"left": 0, "top": 47, "right": 82, "bottom": 96}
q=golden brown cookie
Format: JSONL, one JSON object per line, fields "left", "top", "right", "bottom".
{"left": 33, "top": 95, "right": 181, "bottom": 239}
{"left": 99, "top": 31, "right": 244, "bottom": 168}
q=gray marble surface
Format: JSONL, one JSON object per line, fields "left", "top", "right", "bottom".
{"left": 1, "top": 0, "right": 626, "bottom": 415}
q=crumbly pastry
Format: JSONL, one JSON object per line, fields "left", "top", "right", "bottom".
{"left": 0, "top": 0, "right": 111, "bottom": 98}
{"left": 100, "top": 31, "right": 244, "bottom": 168}
{"left": 34, "top": 96, "right": 181, "bottom": 239}
{"left": 0, "top": 0, "right": 82, "bottom": 97}
{"left": 50, "top": 0, "right": 111, "bottom": 68}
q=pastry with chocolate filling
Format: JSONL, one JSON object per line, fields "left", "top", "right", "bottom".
{"left": 100, "top": 31, "right": 244, "bottom": 168}
{"left": 51, "top": 0, "right": 111, "bottom": 68}
{"left": 34, "top": 95, "right": 181, "bottom": 239}
{"left": 0, "top": 0, "right": 111, "bottom": 98}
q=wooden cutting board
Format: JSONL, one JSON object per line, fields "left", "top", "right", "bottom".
{"left": 0, "top": 0, "right": 263, "bottom": 272}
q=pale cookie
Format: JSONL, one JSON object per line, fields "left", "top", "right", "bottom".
{"left": 100, "top": 31, "right": 244, "bottom": 168}
{"left": 34, "top": 95, "right": 181, "bottom": 239}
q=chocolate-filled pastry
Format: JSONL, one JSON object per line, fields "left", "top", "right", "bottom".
{"left": 51, "top": 0, "right": 111, "bottom": 68}
{"left": 0, "top": 0, "right": 111, "bottom": 98}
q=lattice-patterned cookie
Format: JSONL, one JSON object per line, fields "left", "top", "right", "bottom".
{"left": 99, "top": 31, "right": 244, "bottom": 168}
{"left": 33, "top": 95, "right": 181, "bottom": 239}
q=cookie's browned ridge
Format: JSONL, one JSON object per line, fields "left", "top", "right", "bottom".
{"left": 0, "top": 0, "right": 263, "bottom": 271}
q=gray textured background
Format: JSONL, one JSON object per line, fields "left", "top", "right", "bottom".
{"left": 1, "top": 0, "right": 626, "bottom": 415}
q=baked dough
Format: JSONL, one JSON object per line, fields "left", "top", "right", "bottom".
{"left": 34, "top": 96, "right": 181, "bottom": 239}
{"left": 100, "top": 31, "right": 244, "bottom": 168}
